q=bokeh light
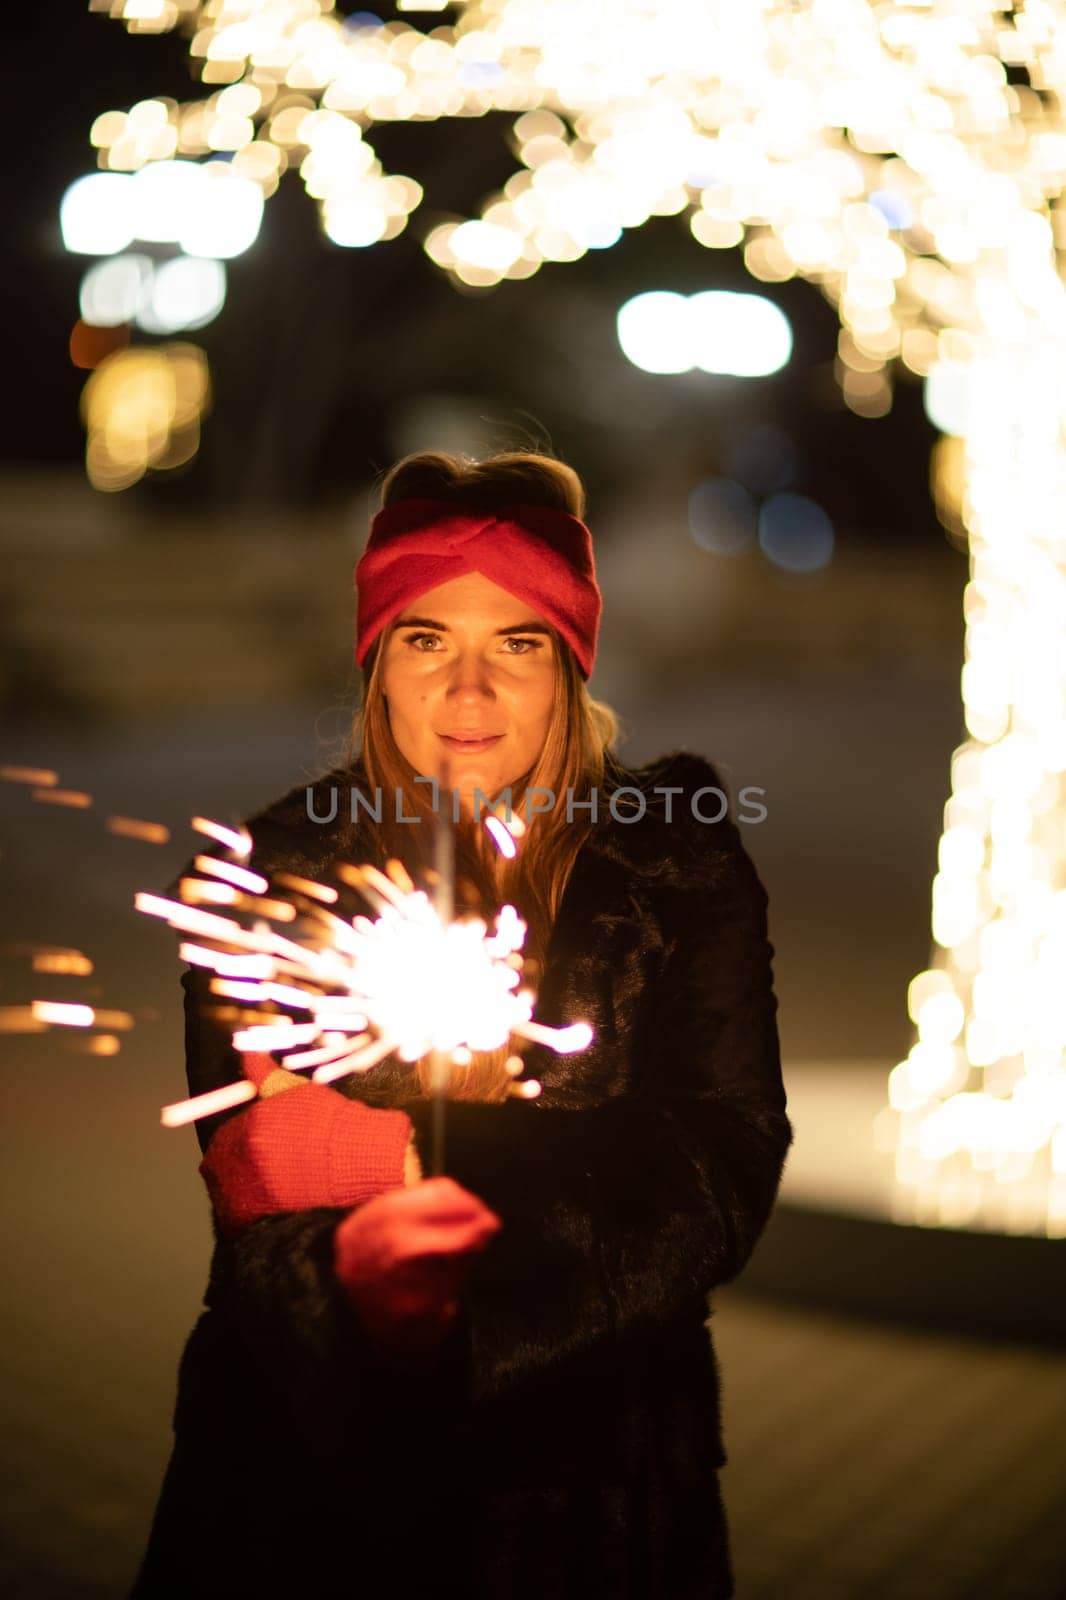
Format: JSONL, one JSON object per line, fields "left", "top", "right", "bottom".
{"left": 691, "top": 292, "right": 793, "bottom": 377}
{"left": 757, "top": 493, "right": 835, "bottom": 573}
{"left": 60, "top": 174, "right": 136, "bottom": 255}
{"left": 618, "top": 290, "right": 792, "bottom": 377}
{"left": 689, "top": 478, "right": 759, "bottom": 556}
{"left": 923, "top": 360, "right": 968, "bottom": 436}
{"left": 79, "top": 255, "right": 154, "bottom": 326}
{"left": 80, "top": 342, "right": 210, "bottom": 492}
{"left": 616, "top": 291, "right": 693, "bottom": 375}
{"left": 61, "top": 160, "right": 263, "bottom": 258}
{"left": 136, "top": 257, "right": 227, "bottom": 333}
{"left": 78, "top": 254, "right": 227, "bottom": 334}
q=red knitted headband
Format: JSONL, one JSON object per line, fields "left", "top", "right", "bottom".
{"left": 354, "top": 497, "right": 602, "bottom": 679}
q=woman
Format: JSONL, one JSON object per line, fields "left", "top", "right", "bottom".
{"left": 130, "top": 449, "right": 793, "bottom": 1599}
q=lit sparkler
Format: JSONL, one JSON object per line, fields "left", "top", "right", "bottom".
{"left": 142, "top": 805, "right": 592, "bottom": 1147}
{"left": 2, "top": 762, "right": 586, "bottom": 1141}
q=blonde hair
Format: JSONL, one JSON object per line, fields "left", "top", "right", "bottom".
{"left": 345, "top": 448, "right": 622, "bottom": 1103}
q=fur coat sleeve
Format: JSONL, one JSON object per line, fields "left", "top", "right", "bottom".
{"left": 171, "top": 750, "right": 792, "bottom": 1446}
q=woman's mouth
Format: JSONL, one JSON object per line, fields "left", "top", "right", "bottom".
{"left": 438, "top": 734, "right": 505, "bottom": 754}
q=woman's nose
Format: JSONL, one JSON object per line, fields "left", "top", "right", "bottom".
{"left": 446, "top": 654, "right": 496, "bottom": 697}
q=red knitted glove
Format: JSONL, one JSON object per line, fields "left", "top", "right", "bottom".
{"left": 334, "top": 1177, "right": 502, "bottom": 1369}
{"left": 199, "top": 1071, "right": 413, "bottom": 1236}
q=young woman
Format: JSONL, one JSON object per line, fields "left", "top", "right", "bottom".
{"left": 130, "top": 450, "right": 793, "bottom": 1599}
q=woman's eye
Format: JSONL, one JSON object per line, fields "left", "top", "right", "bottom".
{"left": 399, "top": 632, "right": 542, "bottom": 655}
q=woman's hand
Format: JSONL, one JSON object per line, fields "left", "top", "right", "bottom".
{"left": 248, "top": 1047, "right": 425, "bottom": 1184}
{"left": 199, "top": 1059, "right": 413, "bottom": 1234}
{"left": 334, "top": 1177, "right": 502, "bottom": 1369}
{"left": 404, "top": 1133, "right": 424, "bottom": 1185}
{"left": 240, "top": 1049, "right": 310, "bottom": 1099}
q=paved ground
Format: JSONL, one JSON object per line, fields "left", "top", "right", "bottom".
{"left": 3, "top": 666, "right": 1062, "bottom": 1599}
{"left": 715, "top": 1291, "right": 1066, "bottom": 1600}
{"left": 4, "top": 1273, "right": 1065, "bottom": 1599}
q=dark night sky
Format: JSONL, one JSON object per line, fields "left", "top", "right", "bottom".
{"left": 7, "top": 3, "right": 944, "bottom": 541}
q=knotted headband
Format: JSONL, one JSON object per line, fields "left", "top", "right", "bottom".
{"left": 354, "top": 497, "right": 602, "bottom": 679}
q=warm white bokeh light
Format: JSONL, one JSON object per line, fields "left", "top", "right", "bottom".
{"left": 176, "top": 165, "right": 264, "bottom": 258}
{"left": 690, "top": 291, "right": 793, "bottom": 378}
{"left": 79, "top": 254, "right": 154, "bottom": 326}
{"left": 137, "top": 257, "right": 227, "bottom": 334}
{"left": 617, "top": 289, "right": 792, "bottom": 378}
{"left": 60, "top": 174, "right": 136, "bottom": 255}
{"left": 64, "top": 159, "right": 263, "bottom": 258}
{"left": 616, "top": 291, "right": 694, "bottom": 375}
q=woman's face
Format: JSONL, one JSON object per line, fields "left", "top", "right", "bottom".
{"left": 381, "top": 571, "right": 557, "bottom": 801}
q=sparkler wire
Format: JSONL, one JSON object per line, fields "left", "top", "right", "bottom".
{"left": 429, "top": 758, "right": 454, "bottom": 1178}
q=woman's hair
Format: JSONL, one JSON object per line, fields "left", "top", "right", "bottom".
{"left": 345, "top": 448, "right": 623, "bottom": 1103}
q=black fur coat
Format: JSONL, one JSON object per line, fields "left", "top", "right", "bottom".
{"left": 130, "top": 750, "right": 793, "bottom": 1600}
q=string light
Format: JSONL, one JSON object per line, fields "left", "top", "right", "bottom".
{"left": 78, "top": 2, "right": 1066, "bottom": 1233}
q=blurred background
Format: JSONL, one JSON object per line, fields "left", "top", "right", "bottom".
{"left": 3, "top": 5, "right": 1063, "bottom": 1599}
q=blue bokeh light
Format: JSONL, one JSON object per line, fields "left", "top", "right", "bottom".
{"left": 689, "top": 478, "right": 759, "bottom": 556}
{"left": 868, "top": 188, "right": 913, "bottom": 231}
{"left": 757, "top": 493, "right": 834, "bottom": 573}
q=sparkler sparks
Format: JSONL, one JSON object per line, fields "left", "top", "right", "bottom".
{"left": 1, "top": 760, "right": 587, "bottom": 1132}
{"left": 143, "top": 845, "right": 592, "bottom": 1129}
{"left": 0, "top": 763, "right": 176, "bottom": 1056}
